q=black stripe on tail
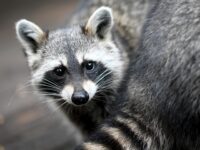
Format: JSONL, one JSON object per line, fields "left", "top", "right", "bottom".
{"left": 87, "top": 130, "right": 124, "bottom": 150}
{"left": 107, "top": 119, "right": 147, "bottom": 149}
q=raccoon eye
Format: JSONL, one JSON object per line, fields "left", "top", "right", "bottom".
{"left": 85, "top": 61, "right": 96, "bottom": 71}
{"left": 53, "top": 66, "right": 67, "bottom": 78}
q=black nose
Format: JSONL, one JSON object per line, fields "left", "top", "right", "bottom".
{"left": 71, "top": 90, "right": 89, "bottom": 105}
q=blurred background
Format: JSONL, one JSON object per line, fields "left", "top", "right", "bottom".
{"left": 0, "top": 0, "right": 84, "bottom": 149}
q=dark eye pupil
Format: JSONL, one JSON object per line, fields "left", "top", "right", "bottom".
{"left": 54, "top": 67, "right": 66, "bottom": 76}
{"left": 86, "top": 62, "right": 94, "bottom": 70}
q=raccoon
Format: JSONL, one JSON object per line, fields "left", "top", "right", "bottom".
{"left": 15, "top": 7, "right": 128, "bottom": 137}
{"left": 76, "top": 0, "right": 200, "bottom": 149}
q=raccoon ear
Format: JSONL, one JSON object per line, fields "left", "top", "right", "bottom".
{"left": 85, "top": 6, "right": 113, "bottom": 39}
{"left": 15, "top": 19, "right": 46, "bottom": 55}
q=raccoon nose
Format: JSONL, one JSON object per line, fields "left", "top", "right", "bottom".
{"left": 72, "top": 90, "right": 89, "bottom": 105}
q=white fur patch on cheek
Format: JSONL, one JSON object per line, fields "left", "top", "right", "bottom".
{"left": 61, "top": 85, "right": 74, "bottom": 104}
{"left": 83, "top": 80, "right": 98, "bottom": 100}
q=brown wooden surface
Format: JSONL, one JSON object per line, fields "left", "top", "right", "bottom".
{"left": 0, "top": 0, "right": 82, "bottom": 149}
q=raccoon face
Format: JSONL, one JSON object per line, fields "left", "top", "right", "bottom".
{"left": 15, "top": 7, "right": 125, "bottom": 106}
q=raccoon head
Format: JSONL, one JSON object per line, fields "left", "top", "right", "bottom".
{"left": 15, "top": 7, "right": 125, "bottom": 106}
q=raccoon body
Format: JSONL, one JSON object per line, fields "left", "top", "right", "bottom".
{"left": 15, "top": 7, "right": 128, "bottom": 136}
{"left": 77, "top": 0, "right": 200, "bottom": 149}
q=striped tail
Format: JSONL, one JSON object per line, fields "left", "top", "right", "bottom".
{"left": 76, "top": 112, "right": 161, "bottom": 150}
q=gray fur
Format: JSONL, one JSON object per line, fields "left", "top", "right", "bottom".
{"left": 71, "top": 0, "right": 153, "bottom": 55}
{"left": 78, "top": 0, "right": 200, "bottom": 149}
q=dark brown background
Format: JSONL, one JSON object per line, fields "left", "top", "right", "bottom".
{"left": 0, "top": 0, "right": 83, "bottom": 149}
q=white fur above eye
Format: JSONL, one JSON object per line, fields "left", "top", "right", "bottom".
{"left": 84, "top": 42, "right": 124, "bottom": 82}
{"left": 85, "top": 6, "right": 113, "bottom": 39}
{"left": 32, "top": 56, "right": 67, "bottom": 83}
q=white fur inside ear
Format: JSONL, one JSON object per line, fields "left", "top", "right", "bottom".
{"left": 86, "top": 6, "right": 113, "bottom": 38}
{"left": 15, "top": 19, "right": 44, "bottom": 52}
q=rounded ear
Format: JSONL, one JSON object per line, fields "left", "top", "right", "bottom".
{"left": 85, "top": 6, "right": 113, "bottom": 39}
{"left": 15, "top": 19, "right": 46, "bottom": 55}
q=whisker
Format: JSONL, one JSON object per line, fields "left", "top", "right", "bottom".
{"left": 42, "top": 78, "right": 60, "bottom": 88}
{"left": 96, "top": 70, "right": 112, "bottom": 84}
{"left": 95, "top": 69, "right": 110, "bottom": 82}
{"left": 32, "top": 83, "right": 61, "bottom": 91}
{"left": 53, "top": 100, "right": 68, "bottom": 112}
